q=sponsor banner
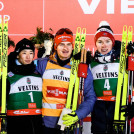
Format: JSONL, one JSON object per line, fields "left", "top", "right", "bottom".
{"left": 92, "top": 63, "right": 119, "bottom": 79}
{"left": 43, "top": 69, "right": 70, "bottom": 82}
{"left": 10, "top": 76, "right": 42, "bottom": 93}
{"left": 47, "top": 86, "right": 68, "bottom": 99}
{"left": 7, "top": 109, "right": 42, "bottom": 116}
{"left": 28, "top": 103, "right": 37, "bottom": 108}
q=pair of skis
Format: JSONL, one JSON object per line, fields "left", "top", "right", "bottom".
{"left": 0, "top": 17, "right": 8, "bottom": 134}
{"left": 58, "top": 27, "right": 87, "bottom": 133}
{"left": 113, "top": 25, "right": 133, "bottom": 133}
{"left": 66, "top": 27, "right": 86, "bottom": 111}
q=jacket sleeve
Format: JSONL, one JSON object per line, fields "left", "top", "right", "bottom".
{"left": 35, "top": 58, "right": 48, "bottom": 76}
{"left": 75, "top": 67, "right": 96, "bottom": 120}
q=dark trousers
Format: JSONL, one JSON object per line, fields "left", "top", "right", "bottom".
{"left": 43, "top": 125, "right": 81, "bottom": 134}
{"left": 43, "top": 125, "right": 62, "bottom": 134}
{"left": 7, "top": 115, "right": 43, "bottom": 134}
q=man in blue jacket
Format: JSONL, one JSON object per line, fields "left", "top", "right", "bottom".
{"left": 36, "top": 28, "right": 96, "bottom": 134}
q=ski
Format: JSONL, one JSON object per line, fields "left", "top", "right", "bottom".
{"left": 0, "top": 15, "right": 3, "bottom": 134}
{"left": 1, "top": 17, "right": 8, "bottom": 134}
{"left": 113, "top": 25, "right": 127, "bottom": 132}
{"left": 122, "top": 26, "right": 133, "bottom": 134}
{"left": 121, "top": 26, "right": 133, "bottom": 119}
{"left": 72, "top": 28, "right": 86, "bottom": 111}
{"left": 113, "top": 25, "right": 133, "bottom": 133}
{"left": 58, "top": 27, "right": 86, "bottom": 132}
{"left": 66, "top": 27, "right": 81, "bottom": 110}
{"left": 0, "top": 16, "right": 2, "bottom": 80}
{"left": 71, "top": 28, "right": 86, "bottom": 134}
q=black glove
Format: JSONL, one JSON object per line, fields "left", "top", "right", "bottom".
{"left": 113, "top": 40, "right": 121, "bottom": 51}
{"left": 112, "top": 40, "right": 121, "bottom": 60}
{"left": 37, "top": 47, "right": 45, "bottom": 58}
{"left": 73, "top": 50, "right": 92, "bottom": 64}
{"left": 73, "top": 51, "right": 81, "bottom": 60}
{"left": 86, "top": 51, "right": 93, "bottom": 64}
{"left": 121, "top": 104, "right": 134, "bottom": 119}
{"left": 127, "top": 41, "right": 134, "bottom": 55}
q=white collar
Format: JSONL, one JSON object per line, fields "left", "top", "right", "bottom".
{"left": 15, "top": 59, "right": 22, "bottom": 65}
{"left": 97, "top": 55, "right": 111, "bottom": 63}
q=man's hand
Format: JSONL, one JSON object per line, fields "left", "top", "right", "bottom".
{"left": 127, "top": 42, "right": 134, "bottom": 55}
{"left": 62, "top": 112, "right": 79, "bottom": 126}
{"left": 121, "top": 104, "right": 134, "bottom": 119}
{"left": 73, "top": 50, "right": 92, "bottom": 65}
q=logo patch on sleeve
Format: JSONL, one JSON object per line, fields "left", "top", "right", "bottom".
{"left": 8, "top": 72, "right": 14, "bottom": 77}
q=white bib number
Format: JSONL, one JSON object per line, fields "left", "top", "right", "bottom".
{"left": 28, "top": 92, "right": 34, "bottom": 102}
{"left": 104, "top": 79, "right": 110, "bottom": 90}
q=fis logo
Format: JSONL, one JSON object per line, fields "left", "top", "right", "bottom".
{"left": 103, "top": 65, "right": 108, "bottom": 71}
{"left": 27, "top": 78, "right": 31, "bottom": 84}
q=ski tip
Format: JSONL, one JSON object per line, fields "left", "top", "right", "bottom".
{"left": 128, "top": 26, "right": 133, "bottom": 33}
{"left": 82, "top": 28, "right": 86, "bottom": 34}
{"left": 123, "top": 25, "right": 127, "bottom": 32}
{"left": 76, "top": 27, "right": 81, "bottom": 33}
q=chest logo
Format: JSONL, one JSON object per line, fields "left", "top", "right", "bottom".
{"left": 27, "top": 78, "right": 31, "bottom": 84}
{"left": 103, "top": 65, "right": 108, "bottom": 71}
{"left": 60, "top": 70, "right": 64, "bottom": 75}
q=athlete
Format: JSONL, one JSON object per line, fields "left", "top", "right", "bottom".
{"left": 36, "top": 28, "right": 96, "bottom": 134}
{"left": 6, "top": 38, "right": 42, "bottom": 134}
{"left": 90, "top": 21, "right": 122, "bottom": 134}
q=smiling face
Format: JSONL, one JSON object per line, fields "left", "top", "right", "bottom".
{"left": 17, "top": 49, "right": 34, "bottom": 65}
{"left": 96, "top": 36, "right": 113, "bottom": 55}
{"left": 56, "top": 41, "right": 73, "bottom": 60}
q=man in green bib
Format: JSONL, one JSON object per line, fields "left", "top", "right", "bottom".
{"left": 7, "top": 38, "right": 42, "bottom": 134}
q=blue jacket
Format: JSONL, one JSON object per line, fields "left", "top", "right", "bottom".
{"left": 36, "top": 54, "right": 96, "bottom": 128}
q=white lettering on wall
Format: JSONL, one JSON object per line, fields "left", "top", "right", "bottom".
{"left": 78, "top": 0, "right": 134, "bottom": 14}
{"left": 0, "top": 2, "right": 10, "bottom": 21}
{"left": 107, "top": 0, "right": 114, "bottom": 14}
{"left": 4, "top": 15, "right": 10, "bottom": 22}
{"left": 78, "top": 0, "right": 100, "bottom": 14}
{"left": 121, "top": 0, "right": 134, "bottom": 14}
{"left": 0, "top": 2, "right": 4, "bottom": 11}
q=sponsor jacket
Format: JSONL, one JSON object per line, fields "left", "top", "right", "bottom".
{"left": 36, "top": 53, "right": 96, "bottom": 128}
{"left": 7, "top": 73, "right": 42, "bottom": 116}
{"left": 90, "top": 59, "right": 119, "bottom": 101}
{"left": 90, "top": 46, "right": 120, "bottom": 133}
{"left": 7, "top": 52, "right": 42, "bottom": 116}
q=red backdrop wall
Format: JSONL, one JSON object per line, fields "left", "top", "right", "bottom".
{"left": 1, "top": 0, "right": 134, "bottom": 57}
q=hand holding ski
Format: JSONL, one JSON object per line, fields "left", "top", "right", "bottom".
{"left": 58, "top": 27, "right": 86, "bottom": 133}
{"left": 113, "top": 25, "right": 133, "bottom": 134}
{"left": 62, "top": 112, "right": 79, "bottom": 126}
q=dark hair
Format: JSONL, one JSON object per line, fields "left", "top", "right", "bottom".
{"left": 55, "top": 28, "right": 73, "bottom": 37}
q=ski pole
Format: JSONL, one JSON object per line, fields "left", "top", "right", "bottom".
{"left": 75, "top": 48, "right": 85, "bottom": 134}
{"left": 129, "top": 70, "right": 134, "bottom": 134}
{"left": 77, "top": 48, "right": 88, "bottom": 134}
{"left": 78, "top": 48, "right": 87, "bottom": 105}
{"left": 126, "top": 70, "right": 130, "bottom": 134}
{"left": 126, "top": 53, "right": 134, "bottom": 134}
